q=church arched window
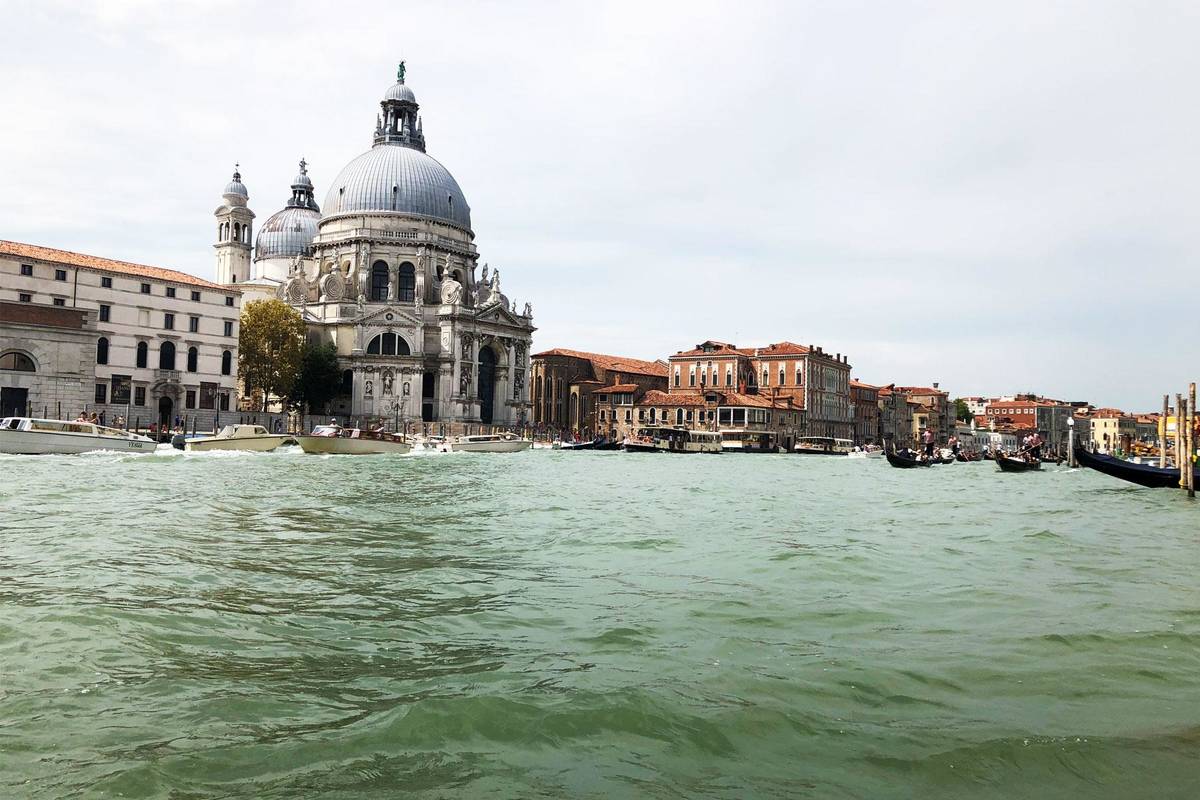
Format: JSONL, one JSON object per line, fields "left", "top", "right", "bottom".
{"left": 159, "top": 341, "right": 175, "bottom": 370}
{"left": 398, "top": 262, "right": 415, "bottom": 302}
{"left": 186, "top": 346, "right": 198, "bottom": 373}
{"left": 136, "top": 341, "right": 148, "bottom": 368}
{"left": 96, "top": 337, "right": 109, "bottom": 365}
{"left": 370, "top": 261, "right": 389, "bottom": 302}
{"left": 365, "top": 333, "right": 410, "bottom": 356}
{"left": 233, "top": 223, "right": 241, "bottom": 242}
{"left": 221, "top": 350, "right": 232, "bottom": 375}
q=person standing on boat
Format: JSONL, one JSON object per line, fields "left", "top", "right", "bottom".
{"left": 922, "top": 428, "right": 935, "bottom": 459}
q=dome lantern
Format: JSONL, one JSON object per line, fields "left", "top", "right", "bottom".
{"left": 374, "top": 61, "right": 425, "bottom": 151}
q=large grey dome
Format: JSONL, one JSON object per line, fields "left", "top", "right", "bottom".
{"left": 322, "top": 145, "right": 471, "bottom": 230}
{"left": 255, "top": 206, "right": 320, "bottom": 261}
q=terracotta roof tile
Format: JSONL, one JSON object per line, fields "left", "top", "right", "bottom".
{"left": 532, "top": 347, "right": 668, "bottom": 378}
{"left": 1, "top": 240, "right": 235, "bottom": 291}
{"left": 595, "top": 384, "right": 640, "bottom": 393}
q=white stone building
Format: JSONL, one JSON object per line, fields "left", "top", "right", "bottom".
{"left": 0, "top": 241, "right": 241, "bottom": 428}
{"left": 222, "top": 63, "right": 536, "bottom": 425}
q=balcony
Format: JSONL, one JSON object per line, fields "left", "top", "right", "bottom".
{"left": 155, "top": 369, "right": 181, "bottom": 382}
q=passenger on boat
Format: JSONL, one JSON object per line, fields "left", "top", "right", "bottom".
{"left": 922, "top": 429, "right": 935, "bottom": 459}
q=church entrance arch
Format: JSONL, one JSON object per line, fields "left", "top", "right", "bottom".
{"left": 478, "top": 347, "right": 497, "bottom": 424}
{"left": 158, "top": 396, "right": 173, "bottom": 432}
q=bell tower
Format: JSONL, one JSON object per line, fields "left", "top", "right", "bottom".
{"left": 214, "top": 165, "right": 255, "bottom": 285}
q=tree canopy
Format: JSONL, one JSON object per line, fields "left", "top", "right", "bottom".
{"left": 238, "top": 299, "right": 306, "bottom": 411}
{"left": 291, "top": 341, "right": 342, "bottom": 413}
{"left": 954, "top": 397, "right": 972, "bottom": 422}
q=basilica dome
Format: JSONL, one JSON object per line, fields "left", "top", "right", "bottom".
{"left": 322, "top": 146, "right": 471, "bottom": 230}
{"left": 255, "top": 159, "right": 321, "bottom": 261}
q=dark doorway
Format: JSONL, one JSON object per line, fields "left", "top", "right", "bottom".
{"left": 1, "top": 387, "right": 28, "bottom": 417}
{"left": 478, "top": 347, "right": 496, "bottom": 424}
{"left": 158, "top": 396, "right": 173, "bottom": 431}
{"left": 421, "top": 371, "right": 435, "bottom": 422}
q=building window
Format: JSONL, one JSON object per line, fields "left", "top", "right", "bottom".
{"left": 673, "top": 367, "right": 680, "bottom": 388}
{"left": 625, "top": 409, "right": 631, "bottom": 422}
{"left": 0, "top": 352, "right": 36, "bottom": 371}
{"left": 18, "top": 293, "right": 31, "bottom": 303}
{"left": 54, "top": 269, "right": 67, "bottom": 281}
{"left": 101, "top": 276, "right": 113, "bottom": 288}
{"left": 225, "top": 296, "right": 234, "bottom": 307}
{"left": 20, "top": 264, "right": 32, "bottom": 276}
{"left": 689, "top": 367, "right": 696, "bottom": 388}
{"left": 398, "top": 262, "right": 415, "bottom": 301}
{"left": 159, "top": 341, "right": 176, "bottom": 370}
{"left": 796, "top": 366, "right": 802, "bottom": 385}
{"left": 370, "top": 260, "right": 389, "bottom": 301}
{"left": 164, "top": 313, "right": 175, "bottom": 330}
{"left": 185, "top": 390, "right": 196, "bottom": 409}
{"left": 219, "top": 393, "right": 230, "bottom": 411}
{"left": 365, "top": 333, "right": 409, "bottom": 356}
{"left": 779, "top": 366, "right": 785, "bottom": 385}
{"left": 186, "top": 346, "right": 198, "bottom": 373}
{"left": 134, "top": 386, "right": 146, "bottom": 406}
{"left": 96, "top": 337, "right": 109, "bottom": 365}
{"left": 221, "top": 350, "right": 232, "bottom": 376}
{"left": 189, "top": 316, "right": 199, "bottom": 333}
{"left": 726, "top": 366, "right": 733, "bottom": 387}
{"left": 99, "top": 304, "right": 111, "bottom": 322}
{"left": 95, "top": 383, "right": 107, "bottom": 404}
{"left": 676, "top": 409, "right": 684, "bottom": 425}
{"left": 762, "top": 367, "right": 769, "bottom": 386}
{"left": 135, "top": 341, "right": 148, "bottom": 368}
{"left": 53, "top": 298, "right": 66, "bottom": 306}
{"left": 223, "top": 320, "right": 233, "bottom": 337}
{"left": 140, "top": 283, "right": 151, "bottom": 294}
{"left": 166, "top": 287, "right": 176, "bottom": 298}
{"left": 191, "top": 290, "right": 201, "bottom": 301}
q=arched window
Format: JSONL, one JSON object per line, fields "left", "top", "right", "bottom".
{"left": 365, "top": 332, "right": 410, "bottom": 356}
{"left": 340, "top": 369, "right": 353, "bottom": 394}
{"left": 0, "top": 352, "right": 35, "bottom": 371}
{"left": 233, "top": 222, "right": 241, "bottom": 241}
{"left": 159, "top": 341, "right": 176, "bottom": 370}
{"left": 370, "top": 260, "right": 389, "bottom": 302}
{"left": 96, "top": 337, "right": 109, "bottom": 365}
{"left": 136, "top": 341, "right": 148, "bottom": 368}
{"left": 649, "top": 407, "right": 657, "bottom": 423}
{"left": 221, "top": 350, "right": 232, "bottom": 376}
{"left": 676, "top": 408, "right": 684, "bottom": 425}
{"left": 186, "top": 346, "right": 198, "bottom": 372}
{"left": 398, "top": 262, "right": 415, "bottom": 301}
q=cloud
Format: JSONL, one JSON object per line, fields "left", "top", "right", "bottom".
{"left": 1, "top": 0, "right": 1197, "bottom": 409}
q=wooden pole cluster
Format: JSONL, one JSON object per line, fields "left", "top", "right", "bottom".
{"left": 1188, "top": 383, "right": 1197, "bottom": 498}
{"left": 1160, "top": 394, "right": 1169, "bottom": 469}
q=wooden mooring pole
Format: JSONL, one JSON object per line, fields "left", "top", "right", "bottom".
{"left": 1160, "top": 394, "right": 1169, "bottom": 468}
{"left": 1189, "top": 383, "right": 1197, "bottom": 498}
{"left": 1178, "top": 395, "right": 1188, "bottom": 491}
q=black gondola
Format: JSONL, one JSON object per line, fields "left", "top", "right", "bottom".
{"left": 886, "top": 450, "right": 930, "bottom": 468}
{"left": 560, "top": 438, "right": 598, "bottom": 451}
{"left": 1073, "top": 446, "right": 1199, "bottom": 489}
{"left": 996, "top": 456, "right": 1040, "bottom": 472}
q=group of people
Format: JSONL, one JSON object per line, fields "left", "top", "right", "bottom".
{"left": 1020, "top": 431, "right": 1044, "bottom": 462}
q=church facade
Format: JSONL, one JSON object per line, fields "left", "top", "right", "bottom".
{"left": 219, "top": 64, "right": 535, "bottom": 426}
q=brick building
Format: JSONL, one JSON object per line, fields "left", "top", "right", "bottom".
{"left": 849, "top": 380, "right": 880, "bottom": 445}
{"left": 530, "top": 348, "right": 667, "bottom": 435}
{"left": 0, "top": 301, "right": 94, "bottom": 418}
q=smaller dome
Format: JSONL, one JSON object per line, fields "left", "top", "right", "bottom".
{"left": 223, "top": 167, "right": 249, "bottom": 206}
{"left": 255, "top": 206, "right": 320, "bottom": 261}
{"left": 384, "top": 81, "right": 416, "bottom": 104}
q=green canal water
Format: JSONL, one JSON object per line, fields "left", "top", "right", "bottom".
{"left": 2, "top": 448, "right": 1199, "bottom": 799}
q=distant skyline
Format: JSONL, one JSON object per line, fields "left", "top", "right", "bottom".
{"left": 2, "top": 0, "right": 1197, "bottom": 410}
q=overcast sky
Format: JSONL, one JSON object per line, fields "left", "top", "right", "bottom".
{"left": 2, "top": 0, "right": 1197, "bottom": 409}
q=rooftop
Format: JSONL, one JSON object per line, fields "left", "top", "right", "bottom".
{"left": 533, "top": 348, "right": 669, "bottom": 378}
{"left": 1, "top": 240, "right": 233, "bottom": 291}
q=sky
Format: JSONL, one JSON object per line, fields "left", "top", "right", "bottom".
{"left": 1, "top": 0, "right": 1197, "bottom": 410}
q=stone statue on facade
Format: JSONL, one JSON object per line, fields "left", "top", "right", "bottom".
{"left": 382, "top": 369, "right": 394, "bottom": 396}
{"left": 459, "top": 370, "right": 471, "bottom": 396}
{"left": 461, "top": 333, "right": 472, "bottom": 360}
{"left": 365, "top": 379, "right": 374, "bottom": 397}
{"left": 480, "top": 263, "right": 489, "bottom": 285}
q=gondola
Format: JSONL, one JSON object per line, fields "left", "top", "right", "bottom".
{"left": 559, "top": 438, "right": 599, "bottom": 451}
{"left": 886, "top": 449, "right": 930, "bottom": 468}
{"left": 996, "top": 456, "right": 1040, "bottom": 472}
{"left": 1073, "top": 446, "right": 1199, "bottom": 489}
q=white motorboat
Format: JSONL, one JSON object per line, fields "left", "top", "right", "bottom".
{"left": 623, "top": 426, "right": 723, "bottom": 454}
{"left": 437, "top": 433, "right": 532, "bottom": 453}
{"left": 847, "top": 446, "right": 884, "bottom": 459}
{"left": 0, "top": 417, "right": 155, "bottom": 455}
{"left": 295, "top": 426, "right": 412, "bottom": 455}
{"left": 184, "top": 424, "right": 293, "bottom": 453}
{"left": 794, "top": 436, "right": 854, "bottom": 455}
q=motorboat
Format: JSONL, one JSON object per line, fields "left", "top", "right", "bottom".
{"left": 847, "top": 445, "right": 884, "bottom": 459}
{"left": 184, "top": 424, "right": 293, "bottom": 453}
{"left": 623, "top": 426, "right": 722, "bottom": 454}
{"left": 996, "top": 456, "right": 1040, "bottom": 472}
{"left": 885, "top": 449, "right": 931, "bottom": 468}
{"left": 1073, "top": 445, "right": 1199, "bottom": 488}
{"left": 794, "top": 436, "right": 854, "bottom": 455}
{"left": 718, "top": 430, "right": 778, "bottom": 453}
{"left": 0, "top": 416, "right": 155, "bottom": 455}
{"left": 295, "top": 426, "right": 412, "bottom": 455}
{"left": 438, "top": 433, "right": 533, "bottom": 453}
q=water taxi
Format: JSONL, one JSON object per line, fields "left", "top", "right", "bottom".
{"left": 847, "top": 445, "right": 884, "bottom": 459}
{"left": 184, "top": 424, "right": 293, "bottom": 453}
{"left": 438, "top": 433, "right": 532, "bottom": 453}
{"left": 623, "top": 426, "right": 723, "bottom": 453}
{"left": 793, "top": 436, "right": 854, "bottom": 455}
{"left": 0, "top": 417, "right": 156, "bottom": 455}
{"left": 295, "top": 426, "right": 412, "bottom": 455}
{"left": 718, "top": 430, "right": 779, "bottom": 453}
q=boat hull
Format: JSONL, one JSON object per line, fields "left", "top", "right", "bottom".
{"left": 996, "top": 457, "right": 1040, "bottom": 472}
{"left": 624, "top": 440, "right": 721, "bottom": 454}
{"left": 885, "top": 451, "right": 930, "bottom": 468}
{"left": 295, "top": 436, "right": 412, "bottom": 455}
{"left": 0, "top": 429, "right": 156, "bottom": 455}
{"left": 444, "top": 440, "right": 532, "bottom": 453}
{"left": 185, "top": 436, "right": 290, "bottom": 453}
{"left": 1073, "top": 446, "right": 1197, "bottom": 488}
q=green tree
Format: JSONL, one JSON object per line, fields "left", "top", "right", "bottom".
{"left": 291, "top": 341, "right": 342, "bottom": 413}
{"left": 238, "top": 299, "right": 306, "bottom": 411}
{"left": 954, "top": 397, "right": 972, "bottom": 422}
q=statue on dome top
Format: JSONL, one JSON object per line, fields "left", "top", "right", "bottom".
{"left": 397, "top": 60, "right": 406, "bottom": 83}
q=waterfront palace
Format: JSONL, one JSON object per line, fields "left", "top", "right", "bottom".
{"left": 0, "top": 63, "right": 535, "bottom": 427}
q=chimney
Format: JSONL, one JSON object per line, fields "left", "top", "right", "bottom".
{"left": 933, "top": 382, "right": 939, "bottom": 389}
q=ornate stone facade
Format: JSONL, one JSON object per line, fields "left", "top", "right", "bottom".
{"left": 220, "top": 64, "right": 535, "bottom": 425}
